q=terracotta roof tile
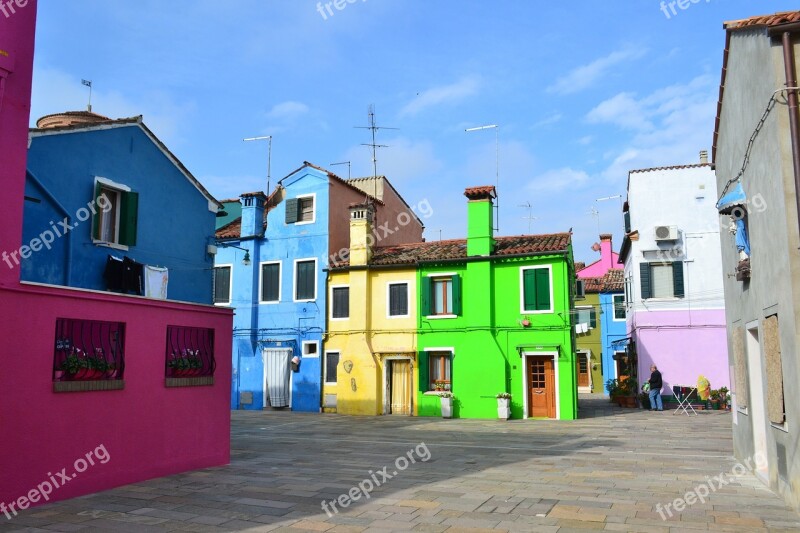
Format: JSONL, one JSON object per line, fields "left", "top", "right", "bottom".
{"left": 724, "top": 11, "right": 800, "bottom": 30}
{"left": 464, "top": 185, "right": 497, "bottom": 200}
{"left": 333, "top": 233, "right": 571, "bottom": 268}
{"left": 215, "top": 217, "right": 241, "bottom": 239}
{"left": 583, "top": 277, "right": 604, "bottom": 293}
{"left": 575, "top": 261, "right": 586, "bottom": 272}
{"left": 601, "top": 269, "right": 624, "bottom": 292}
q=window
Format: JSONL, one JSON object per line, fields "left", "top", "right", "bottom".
{"left": 639, "top": 261, "right": 684, "bottom": 299}
{"left": 428, "top": 352, "right": 452, "bottom": 391}
{"left": 388, "top": 282, "right": 409, "bottom": 317}
{"left": 294, "top": 259, "right": 316, "bottom": 301}
{"left": 325, "top": 352, "right": 340, "bottom": 384}
{"left": 613, "top": 294, "right": 626, "bottom": 320}
{"left": 302, "top": 341, "right": 319, "bottom": 358}
{"left": 260, "top": 262, "right": 280, "bottom": 303}
{"left": 331, "top": 286, "right": 349, "bottom": 319}
{"left": 92, "top": 178, "right": 138, "bottom": 247}
{"left": 213, "top": 266, "right": 232, "bottom": 305}
{"left": 53, "top": 318, "right": 125, "bottom": 392}
{"left": 521, "top": 266, "right": 552, "bottom": 313}
{"left": 575, "top": 306, "right": 596, "bottom": 328}
{"left": 165, "top": 325, "right": 215, "bottom": 385}
{"left": 285, "top": 194, "right": 316, "bottom": 224}
{"left": 421, "top": 274, "right": 461, "bottom": 317}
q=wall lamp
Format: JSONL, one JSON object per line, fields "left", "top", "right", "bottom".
{"left": 217, "top": 242, "right": 251, "bottom": 266}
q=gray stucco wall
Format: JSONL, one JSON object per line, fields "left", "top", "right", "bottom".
{"left": 715, "top": 28, "right": 800, "bottom": 510}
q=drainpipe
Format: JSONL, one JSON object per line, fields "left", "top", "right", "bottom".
{"left": 780, "top": 31, "right": 800, "bottom": 245}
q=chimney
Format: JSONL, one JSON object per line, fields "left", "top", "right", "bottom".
{"left": 599, "top": 234, "right": 613, "bottom": 270}
{"left": 464, "top": 185, "right": 496, "bottom": 257}
{"left": 349, "top": 202, "right": 374, "bottom": 266}
{"left": 240, "top": 192, "right": 266, "bottom": 238}
{"left": 699, "top": 150, "right": 708, "bottom": 165}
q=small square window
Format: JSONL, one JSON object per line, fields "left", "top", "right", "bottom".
{"left": 302, "top": 341, "right": 319, "bottom": 358}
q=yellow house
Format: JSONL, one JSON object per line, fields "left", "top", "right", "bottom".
{"left": 323, "top": 203, "right": 418, "bottom": 415}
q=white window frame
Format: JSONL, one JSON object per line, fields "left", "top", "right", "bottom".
{"left": 425, "top": 272, "right": 457, "bottom": 320}
{"left": 293, "top": 257, "right": 317, "bottom": 302}
{"left": 295, "top": 193, "right": 316, "bottom": 225}
{"left": 302, "top": 340, "right": 320, "bottom": 358}
{"left": 386, "top": 281, "right": 411, "bottom": 319}
{"left": 213, "top": 264, "right": 233, "bottom": 306}
{"left": 519, "top": 265, "right": 554, "bottom": 315}
{"left": 329, "top": 284, "right": 350, "bottom": 321}
{"left": 612, "top": 294, "right": 626, "bottom": 321}
{"left": 92, "top": 177, "right": 130, "bottom": 251}
{"left": 324, "top": 351, "right": 340, "bottom": 385}
{"left": 423, "top": 347, "right": 454, "bottom": 393}
{"left": 258, "top": 261, "right": 281, "bottom": 304}
{"left": 575, "top": 305, "right": 593, "bottom": 328}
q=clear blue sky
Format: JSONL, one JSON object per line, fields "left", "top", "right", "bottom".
{"left": 30, "top": 0, "right": 798, "bottom": 264}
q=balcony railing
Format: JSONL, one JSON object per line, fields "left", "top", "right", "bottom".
{"left": 165, "top": 325, "right": 215, "bottom": 387}
{"left": 53, "top": 318, "right": 125, "bottom": 392}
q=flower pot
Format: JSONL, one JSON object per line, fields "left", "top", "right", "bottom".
{"left": 623, "top": 397, "right": 636, "bottom": 408}
{"left": 497, "top": 398, "right": 510, "bottom": 420}
{"left": 440, "top": 397, "right": 453, "bottom": 419}
{"left": 711, "top": 400, "right": 721, "bottom": 410}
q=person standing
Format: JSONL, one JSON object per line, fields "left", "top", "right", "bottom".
{"left": 648, "top": 364, "right": 663, "bottom": 411}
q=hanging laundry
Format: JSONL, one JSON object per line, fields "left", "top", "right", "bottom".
{"left": 122, "top": 257, "right": 144, "bottom": 295}
{"left": 144, "top": 265, "right": 169, "bottom": 299}
{"left": 103, "top": 255, "right": 124, "bottom": 292}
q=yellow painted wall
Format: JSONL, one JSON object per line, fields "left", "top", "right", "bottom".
{"left": 324, "top": 268, "right": 417, "bottom": 415}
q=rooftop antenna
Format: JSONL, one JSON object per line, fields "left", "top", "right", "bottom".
{"left": 589, "top": 206, "right": 601, "bottom": 235}
{"left": 465, "top": 124, "right": 499, "bottom": 232}
{"left": 356, "top": 104, "right": 398, "bottom": 201}
{"left": 519, "top": 202, "right": 538, "bottom": 233}
{"left": 81, "top": 79, "right": 92, "bottom": 112}
{"left": 243, "top": 136, "right": 273, "bottom": 194}
{"left": 330, "top": 161, "right": 351, "bottom": 180}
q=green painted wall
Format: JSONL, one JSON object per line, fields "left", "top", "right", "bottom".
{"left": 416, "top": 251, "right": 577, "bottom": 420}
{"left": 575, "top": 292, "right": 604, "bottom": 393}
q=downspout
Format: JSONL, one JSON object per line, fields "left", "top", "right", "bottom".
{"left": 780, "top": 31, "right": 800, "bottom": 245}
{"left": 25, "top": 169, "right": 73, "bottom": 285}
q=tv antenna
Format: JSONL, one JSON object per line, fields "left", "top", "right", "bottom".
{"left": 519, "top": 202, "right": 538, "bottom": 233}
{"left": 330, "top": 161, "right": 351, "bottom": 180}
{"left": 589, "top": 206, "right": 600, "bottom": 235}
{"left": 356, "top": 104, "right": 398, "bottom": 181}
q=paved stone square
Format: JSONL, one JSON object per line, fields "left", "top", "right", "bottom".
{"left": 3, "top": 395, "right": 799, "bottom": 532}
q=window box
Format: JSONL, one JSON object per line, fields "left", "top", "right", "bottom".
{"left": 53, "top": 318, "right": 125, "bottom": 392}
{"left": 165, "top": 326, "right": 215, "bottom": 386}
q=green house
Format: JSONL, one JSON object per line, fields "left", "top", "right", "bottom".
{"left": 415, "top": 186, "right": 578, "bottom": 420}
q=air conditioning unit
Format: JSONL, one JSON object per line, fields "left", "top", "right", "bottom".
{"left": 654, "top": 225, "right": 678, "bottom": 241}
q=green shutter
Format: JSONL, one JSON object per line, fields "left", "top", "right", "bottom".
{"left": 92, "top": 181, "right": 103, "bottom": 240}
{"left": 418, "top": 351, "right": 429, "bottom": 391}
{"left": 624, "top": 211, "right": 631, "bottom": 233}
{"left": 285, "top": 198, "right": 299, "bottom": 224}
{"left": 451, "top": 275, "right": 462, "bottom": 316}
{"left": 640, "top": 263, "right": 652, "bottom": 299}
{"left": 672, "top": 261, "right": 685, "bottom": 298}
{"left": 119, "top": 191, "right": 138, "bottom": 246}
{"left": 535, "top": 268, "right": 551, "bottom": 311}
{"left": 523, "top": 269, "right": 537, "bottom": 311}
{"left": 420, "top": 276, "right": 431, "bottom": 316}
{"left": 590, "top": 308, "right": 597, "bottom": 329}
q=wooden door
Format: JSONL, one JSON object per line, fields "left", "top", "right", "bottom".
{"left": 527, "top": 356, "right": 556, "bottom": 418}
{"left": 576, "top": 354, "right": 589, "bottom": 387}
{"left": 390, "top": 360, "right": 411, "bottom": 415}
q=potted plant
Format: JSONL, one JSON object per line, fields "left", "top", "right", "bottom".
{"left": 710, "top": 389, "right": 721, "bottom": 410}
{"left": 718, "top": 387, "right": 729, "bottom": 410}
{"left": 605, "top": 379, "right": 620, "bottom": 403}
{"left": 439, "top": 391, "right": 453, "bottom": 419}
{"left": 496, "top": 393, "right": 511, "bottom": 420}
{"left": 618, "top": 379, "right": 637, "bottom": 407}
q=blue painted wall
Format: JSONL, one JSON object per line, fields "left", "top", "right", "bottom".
{"left": 21, "top": 125, "right": 216, "bottom": 304}
{"left": 600, "top": 291, "right": 627, "bottom": 392}
{"left": 221, "top": 167, "right": 328, "bottom": 413}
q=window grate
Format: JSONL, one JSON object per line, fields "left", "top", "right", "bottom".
{"left": 165, "top": 326, "right": 216, "bottom": 378}
{"left": 53, "top": 318, "right": 125, "bottom": 382}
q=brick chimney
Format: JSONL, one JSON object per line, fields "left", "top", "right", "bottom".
{"left": 240, "top": 192, "right": 266, "bottom": 238}
{"left": 599, "top": 234, "right": 613, "bottom": 270}
{"left": 464, "top": 185, "right": 496, "bottom": 257}
{"left": 349, "top": 202, "right": 374, "bottom": 266}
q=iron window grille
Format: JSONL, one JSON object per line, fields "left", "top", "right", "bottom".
{"left": 165, "top": 326, "right": 216, "bottom": 378}
{"left": 53, "top": 318, "right": 125, "bottom": 382}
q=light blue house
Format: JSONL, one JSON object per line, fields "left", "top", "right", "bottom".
{"left": 599, "top": 269, "right": 627, "bottom": 389}
{"left": 215, "top": 162, "right": 424, "bottom": 412}
{"left": 21, "top": 112, "right": 222, "bottom": 304}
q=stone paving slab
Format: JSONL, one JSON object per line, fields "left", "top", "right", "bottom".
{"left": 1, "top": 395, "right": 799, "bottom": 532}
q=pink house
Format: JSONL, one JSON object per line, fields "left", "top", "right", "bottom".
{"left": 577, "top": 234, "right": 620, "bottom": 278}
{"left": 0, "top": 1, "right": 233, "bottom": 512}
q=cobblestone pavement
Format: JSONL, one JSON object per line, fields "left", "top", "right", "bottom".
{"left": 3, "top": 395, "right": 799, "bottom": 532}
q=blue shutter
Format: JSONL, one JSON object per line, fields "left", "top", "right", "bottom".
{"left": 672, "top": 261, "right": 685, "bottom": 298}
{"left": 640, "top": 263, "right": 652, "bottom": 299}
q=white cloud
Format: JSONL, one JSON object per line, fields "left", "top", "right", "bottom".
{"left": 547, "top": 47, "right": 647, "bottom": 95}
{"left": 577, "top": 135, "right": 594, "bottom": 145}
{"left": 399, "top": 76, "right": 480, "bottom": 117}
{"left": 265, "top": 101, "right": 310, "bottom": 121}
{"left": 587, "top": 92, "right": 652, "bottom": 131}
{"left": 533, "top": 111, "right": 562, "bottom": 128}
{"left": 527, "top": 167, "right": 590, "bottom": 193}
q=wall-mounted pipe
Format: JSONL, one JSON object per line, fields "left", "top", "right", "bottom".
{"left": 780, "top": 31, "right": 800, "bottom": 247}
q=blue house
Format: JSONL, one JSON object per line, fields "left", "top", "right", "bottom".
{"left": 21, "top": 112, "right": 222, "bottom": 304}
{"left": 215, "top": 162, "right": 423, "bottom": 412}
{"left": 598, "top": 269, "right": 627, "bottom": 390}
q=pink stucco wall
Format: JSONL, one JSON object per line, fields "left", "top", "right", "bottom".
{"left": 631, "top": 309, "right": 730, "bottom": 394}
{"left": 0, "top": 2, "right": 234, "bottom": 509}
{"left": 578, "top": 236, "right": 620, "bottom": 278}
